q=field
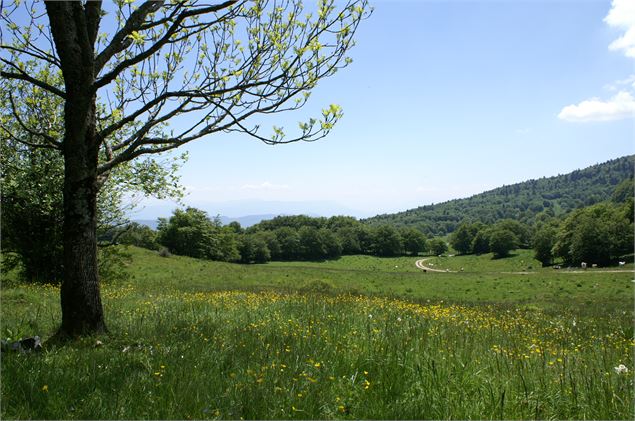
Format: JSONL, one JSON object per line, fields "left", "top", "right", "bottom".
{"left": 1, "top": 247, "right": 634, "bottom": 419}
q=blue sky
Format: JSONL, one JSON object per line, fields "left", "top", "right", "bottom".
{"left": 134, "top": 0, "right": 635, "bottom": 219}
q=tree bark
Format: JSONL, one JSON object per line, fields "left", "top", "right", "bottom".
{"left": 59, "top": 96, "right": 106, "bottom": 336}
{"left": 45, "top": 1, "right": 106, "bottom": 336}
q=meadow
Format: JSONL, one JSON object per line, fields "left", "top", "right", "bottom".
{"left": 1, "top": 247, "right": 633, "bottom": 419}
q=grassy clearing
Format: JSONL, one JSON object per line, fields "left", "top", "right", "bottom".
{"left": 424, "top": 250, "right": 635, "bottom": 273}
{"left": 1, "top": 246, "right": 633, "bottom": 419}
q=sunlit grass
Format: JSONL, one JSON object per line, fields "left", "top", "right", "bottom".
{"left": 1, "top": 247, "right": 633, "bottom": 419}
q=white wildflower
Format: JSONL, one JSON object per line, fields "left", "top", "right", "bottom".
{"left": 614, "top": 364, "right": 629, "bottom": 374}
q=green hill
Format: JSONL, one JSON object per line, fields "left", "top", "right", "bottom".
{"left": 365, "top": 155, "right": 634, "bottom": 235}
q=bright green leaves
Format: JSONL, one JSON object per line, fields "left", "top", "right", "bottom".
{"left": 126, "top": 30, "right": 145, "bottom": 45}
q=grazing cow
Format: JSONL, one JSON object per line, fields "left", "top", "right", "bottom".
{"left": 581, "top": 262, "right": 587, "bottom": 270}
{"left": 619, "top": 261, "right": 626, "bottom": 267}
{"left": 591, "top": 264, "right": 598, "bottom": 269}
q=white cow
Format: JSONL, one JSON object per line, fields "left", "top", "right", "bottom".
{"left": 581, "top": 262, "right": 587, "bottom": 269}
{"left": 619, "top": 261, "right": 626, "bottom": 267}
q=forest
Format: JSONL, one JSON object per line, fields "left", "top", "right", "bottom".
{"left": 366, "top": 155, "right": 635, "bottom": 236}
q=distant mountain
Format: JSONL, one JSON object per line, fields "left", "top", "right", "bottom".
{"left": 133, "top": 219, "right": 160, "bottom": 230}
{"left": 364, "top": 155, "right": 635, "bottom": 236}
{"left": 219, "top": 214, "right": 281, "bottom": 227}
{"left": 134, "top": 214, "right": 282, "bottom": 229}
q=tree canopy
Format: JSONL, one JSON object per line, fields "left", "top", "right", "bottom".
{"left": 0, "top": 0, "right": 370, "bottom": 336}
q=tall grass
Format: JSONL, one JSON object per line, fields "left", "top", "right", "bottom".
{"left": 2, "top": 284, "right": 633, "bottom": 419}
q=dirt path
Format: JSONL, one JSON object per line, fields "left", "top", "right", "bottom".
{"left": 414, "top": 258, "right": 455, "bottom": 273}
{"left": 414, "top": 258, "right": 634, "bottom": 275}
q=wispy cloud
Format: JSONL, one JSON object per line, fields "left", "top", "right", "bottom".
{"left": 558, "top": 91, "right": 635, "bottom": 122}
{"left": 240, "top": 181, "right": 290, "bottom": 191}
{"left": 604, "top": 74, "right": 635, "bottom": 91}
{"left": 604, "top": 0, "right": 635, "bottom": 58}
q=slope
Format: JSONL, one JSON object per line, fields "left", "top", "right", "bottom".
{"left": 364, "top": 155, "right": 634, "bottom": 235}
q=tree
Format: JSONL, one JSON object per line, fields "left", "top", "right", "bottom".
{"left": 552, "top": 203, "right": 633, "bottom": 266}
{"left": 470, "top": 229, "right": 491, "bottom": 255}
{"left": 0, "top": 77, "right": 182, "bottom": 283}
{"left": 1, "top": 0, "right": 369, "bottom": 336}
{"left": 237, "top": 234, "right": 270, "bottom": 263}
{"left": 117, "top": 222, "right": 160, "bottom": 250}
{"left": 298, "top": 226, "right": 324, "bottom": 260}
{"left": 157, "top": 207, "right": 239, "bottom": 261}
{"left": 488, "top": 228, "right": 517, "bottom": 259}
{"left": 428, "top": 237, "right": 448, "bottom": 256}
{"left": 400, "top": 227, "right": 427, "bottom": 256}
{"left": 532, "top": 225, "right": 556, "bottom": 266}
{"left": 336, "top": 226, "right": 362, "bottom": 255}
{"left": 275, "top": 227, "right": 302, "bottom": 261}
{"left": 493, "top": 219, "right": 531, "bottom": 248}
{"left": 371, "top": 225, "right": 403, "bottom": 257}
{"left": 449, "top": 222, "right": 477, "bottom": 255}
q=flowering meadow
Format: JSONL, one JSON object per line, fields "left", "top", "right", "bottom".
{"left": 1, "top": 248, "right": 633, "bottom": 419}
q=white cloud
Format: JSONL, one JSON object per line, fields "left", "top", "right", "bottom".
{"left": 604, "top": 0, "right": 635, "bottom": 58}
{"left": 240, "top": 181, "right": 289, "bottom": 191}
{"left": 558, "top": 91, "right": 635, "bottom": 122}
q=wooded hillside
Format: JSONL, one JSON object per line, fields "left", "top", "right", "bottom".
{"left": 365, "top": 155, "right": 635, "bottom": 235}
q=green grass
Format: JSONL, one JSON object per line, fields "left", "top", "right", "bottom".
{"left": 423, "top": 249, "right": 635, "bottom": 273}
{"left": 1, "top": 246, "right": 634, "bottom": 419}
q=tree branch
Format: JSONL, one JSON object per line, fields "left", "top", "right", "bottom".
{"left": 0, "top": 59, "right": 66, "bottom": 99}
{"left": 84, "top": 0, "right": 103, "bottom": 48}
{"left": 94, "top": 0, "right": 237, "bottom": 91}
{"left": 94, "top": 0, "right": 166, "bottom": 74}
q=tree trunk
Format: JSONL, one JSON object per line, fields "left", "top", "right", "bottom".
{"left": 45, "top": 1, "right": 106, "bottom": 337}
{"left": 59, "top": 96, "right": 106, "bottom": 336}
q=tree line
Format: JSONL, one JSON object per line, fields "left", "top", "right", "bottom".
{"left": 118, "top": 210, "right": 450, "bottom": 263}
{"left": 447, "top": 178, "right": 634, "bottom": 266}
{"left": 367, "top": 155, "right": 634, "bottom": 236}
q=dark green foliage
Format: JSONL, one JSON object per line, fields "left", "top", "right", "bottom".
{"left": 400, "top": 227, "right": 427, "bottom": 256}
{"left": 488, "top": 229, "right": 518, "bottom": 258}
{"left": 255, "top": 231, "right": 281, "bottom": 259}
{"left": 248, "top": 215, "right": 414, "bottom": 260}
{"left": 274, "top": 227, "right": 302, "bottom": 260}
{"left": 428, "top": 237, "right": 448, "bottom": 255}
{"left": 227, "top": 221, "right": 243, "bottom": 234}
{"left": 532, "top": 225, "right": 557, "bottom": 266}
{"left": 450, "top": 222, "right": 479, "bottom": 255}
{"left": 1, "top": 145, "right": 64, "bottom": 283}
{"left": 372, "top": 225, "right": 404, "bottom": 256}
{"left": 611, "top": 178, "right": 634, "bottom": 203}
{"left": 117, "top": 223, "right": 160, "bottom": 250}
{"left": 336, "top": 226, "right": 362, "bottom": 254}
{"left": 298, "top": 226, "right": 325, "bottom": 260}
{"left": 254, "top": 214, "right": 326, "bottom": 231}
{"left": 471, "top": 229, "right": 491, "bottom": 255}
{"left": 237, "top": 235, "right": 271, "bottom": 264}
{"left": 493, "top": 219, "right": 531, "bottom": 248}
{"left": 552, "top": 202, "right": 633, "bottom": 266}
{"left": 365, "top": 155, "right": 634, "bottom": 235}
{"left": 317, "top": 228, "right": 343, "bottom": 259}
{"left": 157, "top": 208, "right": 239, "bottom": 262}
